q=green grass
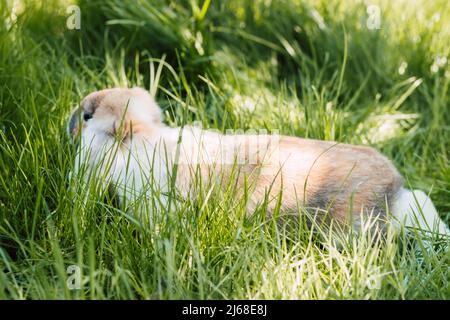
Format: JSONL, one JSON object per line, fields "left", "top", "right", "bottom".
{"left": 0, "top": 0, "right": 449, "bottom": 299}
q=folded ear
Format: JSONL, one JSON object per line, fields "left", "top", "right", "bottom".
{"left": 112, "top": 117, "right": 131, "bottom": 142}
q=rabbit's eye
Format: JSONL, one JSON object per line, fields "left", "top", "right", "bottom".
{"left": 83, "top": 113, "right": 93, "bottom": 121}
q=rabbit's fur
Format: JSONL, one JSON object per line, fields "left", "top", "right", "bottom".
{"left": 68, "top": 87, "right": 449, "bottom": 236}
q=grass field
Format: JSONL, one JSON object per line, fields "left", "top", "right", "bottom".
{"left": 0, "top": 0, "right": 449, "bottom": 299}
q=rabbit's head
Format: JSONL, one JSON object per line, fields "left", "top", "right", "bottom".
{"left": 68, "top": 87, "right": 163, "bottom": 144}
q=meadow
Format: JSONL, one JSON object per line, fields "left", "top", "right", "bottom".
{"left": 0, "top": 0, "right": 449, "bottom": 299}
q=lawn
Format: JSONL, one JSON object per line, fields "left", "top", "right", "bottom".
{"left": 0, "top": 0, "right": 449, "bottom": 299}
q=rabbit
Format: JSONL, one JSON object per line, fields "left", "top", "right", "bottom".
{"left": 67, "top": 87, "right": 449, "bottom": 237}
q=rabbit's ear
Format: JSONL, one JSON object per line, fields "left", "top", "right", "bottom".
{"left": 68, "top": 107, "right": 81, "bottom": 138}
{"left": 112, "top": 118, "right": 131, "bottom": 141}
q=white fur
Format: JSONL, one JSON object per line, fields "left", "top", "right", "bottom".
{"left": 391, "top": 188, "right": 449, "bottom": 236}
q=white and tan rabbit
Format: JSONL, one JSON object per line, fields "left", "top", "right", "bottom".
{"left": 68, "top": 87, "right": 449, "bottom": 236}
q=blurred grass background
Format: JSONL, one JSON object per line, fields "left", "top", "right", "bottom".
{"left": 0, "top": 0, "right": 449, "bottom": 299}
